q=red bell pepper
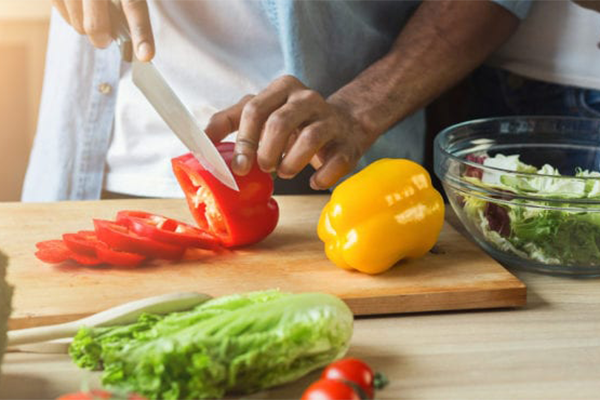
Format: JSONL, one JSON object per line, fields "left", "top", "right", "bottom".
{"left": 116, "top": 210, "right": 220, "bottom": 249}
{"left": 93, "top": 219, "right": 184, "bottom": 260}
{"left": 172, "top": 142, "right": 279, "bottom": 247}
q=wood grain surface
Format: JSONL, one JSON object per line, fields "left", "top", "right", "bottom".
{"left": 2, "top": 271, "right": 600, "bottom": 400}
{"left": 0, "top": 196, "right": 525, "bottom": 329}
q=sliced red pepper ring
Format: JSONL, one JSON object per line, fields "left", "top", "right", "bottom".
{"left": 35, "top": 240, "right": 72, "bottom": 264}
{"left": 63, "top": 233, "right": 97, "bottom": 256}
{"left": 172, "top": 142, "right": 279, "bottom": 248}
{"left": 95, "top": 241, "right": 146, "bottom": 268}
{"left": 70, "top": 230, "right": 147, "bottom": 267}
{"left": 35, "top": 239, "right": 102, "bottom": 266}
{"left": 116, "top": 210, "right": 221, "bottom": 249}
{"left": 94, "top": 219, "right": 184, "bottom": 260}
{"left": 69, "top": 251, "right": 103, "bottom": 267}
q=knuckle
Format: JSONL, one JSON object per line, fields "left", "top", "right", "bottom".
{"left": 242, "top": 100, "right": 264, "bottom": 120}
{"left": 207, "top": 112, "right": 222, "bottom": 126}
{"left": 276, "top": 74, "right": 302, "bottom": 88}
{"left": 337, "top": 153, "right": 355, "bottom": 171}
{"left": 130, "top": 24, "right": 150, "bottom": 38}
{"left": 240, "top": 94, "right": 255, "bottom": 104}
{"left": 84, "top": 19, "right": 108, "bottom": 36}
{"left": 301, "top": 127, "right": 324, "bottom": 148}
{"left": 266, "top": 111, "right": 291, "bottom": 134}
{"left": 236, "top": 137, "right": 258, "bottom": 151}
{"left": 257, "top": 153, "right": 275, "bottom": 171}
{"left": 299, "top": 89, "right": 322, "bottom": 103}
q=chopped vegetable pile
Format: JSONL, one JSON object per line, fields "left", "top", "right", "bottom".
{"left": 69, "top": 290, "right": 354, "bottom": 400}
{"left": 461, "top": 153, "right": 600, "bottom": 266}
{"left": 35, "top": 142, "right": 280, "bottom": 268}
{"left": 34, "top": 211, "right": 220, "bottom": 268}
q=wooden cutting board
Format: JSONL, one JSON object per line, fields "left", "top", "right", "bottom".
{"left": 0, "top": 196, "right": 525, "bottom": 329}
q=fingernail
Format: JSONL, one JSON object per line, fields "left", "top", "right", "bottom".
{"left": 278, "top": 170, "right": 293, "bottom": 179}
{"left": 310, "top": 178, "right": 321, "bottom": 191}
{"left": 234, "top": 154, "right": 250, "bottom": 173}
{"left": 137, "top": 42, "right": 152, "bottom": 61}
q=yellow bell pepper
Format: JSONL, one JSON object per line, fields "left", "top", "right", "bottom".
{"left": 318, "top": 158, "right": 445, "bottom": 274}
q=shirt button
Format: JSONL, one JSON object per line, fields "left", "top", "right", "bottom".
{"left": 98, "top": 83, "right": 113, "bottom": 95}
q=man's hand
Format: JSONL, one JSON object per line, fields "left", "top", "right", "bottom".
{"left": 205, "top": 75, "right": 375, "bottom": 191}
{"left": 52, "top": 0, "right": 154, "bottom": 61}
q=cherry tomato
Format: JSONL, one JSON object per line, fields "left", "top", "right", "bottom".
{"left": 301, "top": 379, "right": 361, "bottom": 400}
{"left": 94, "top": 219, "right": 184, "bottom": 260}
{"left": 116, "top": 210, "right": 220, "bottom": 249}
{"left": 321, "top": 358, "right": 375, "bottom": 399}
{"left": 56, "top": 390, "right": 146, "bottom": 400}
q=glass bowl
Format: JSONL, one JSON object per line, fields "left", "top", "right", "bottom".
{"left": 434, "top": 116, "right": 600, "bottom": 277}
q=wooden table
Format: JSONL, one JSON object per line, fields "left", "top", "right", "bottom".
{"left": 1, "top": 203, "right": 600, "bottom": 399}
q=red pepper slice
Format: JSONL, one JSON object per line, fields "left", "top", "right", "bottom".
{"left": 172, "top": 142, "right": 279, "bottom": 247}
{"left": 94, "top": 219, "right": 184, "bottom": 260}
{"left": 35, "top": 240, "right": 72, "bottom": 264}
{"left": 63, "top": 233, "right": 97, "bottom": 256}
{"left": 95, "top": 241, "right": 146, "bottom": 268}
{"left": 116, "top": 210, "right": 220, "bottom": 249}
{"left": 35, "top": 239, "right": 102, "bottom": 266}
{"left": 69, "top": 251, "right": 103, "bottom": 266}
{"left": 70, "top": 230, "right": 147, "bottom": 267}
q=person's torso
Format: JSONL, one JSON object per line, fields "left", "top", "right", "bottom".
{"left": 488, "top": 0, "right": 600, "bottom": 90}
{"left": 105, "top": 0, "right": 284, "bottom": 197}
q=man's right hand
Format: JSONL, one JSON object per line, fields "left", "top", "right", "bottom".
{"left": 52, "top": 0, "right": 154, "bottom": 61}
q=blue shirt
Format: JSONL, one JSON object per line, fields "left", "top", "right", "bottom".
{"left": 22, "top": 0, "right": 530, "bottom": 201}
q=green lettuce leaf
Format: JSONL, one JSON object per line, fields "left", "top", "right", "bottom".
{"left": 69, "top": 290, "right": 353, "bottom": 400}
{"left": 460, "top": 154, "right": 600, "bottom": 266}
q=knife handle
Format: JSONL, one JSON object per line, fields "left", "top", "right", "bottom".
{"left": 108, "top": 0, "right": 133, "bottom": 62}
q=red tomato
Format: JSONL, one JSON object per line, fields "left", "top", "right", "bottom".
{"left": 56, "top": 389, "right": 113, "bottom": 400}
{"left": 94, "top": 219, "right": 184, "bottom": 260}
{"left": 116, "top": 210, "right": 220, "bottom": 249}
{"left": 172, "top": 142, "right": 279, "bottom": 248}
{"left": 56, "top": 390, "right": 146, "bottom": 400}
{"left": 322, "top": 358, "right": 375, "bottom": 399}
{"left": 301, "top": 379, "right": 361, "bottom": 400}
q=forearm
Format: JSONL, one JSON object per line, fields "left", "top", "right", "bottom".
{"left": 328, "top": 0, "right": 519, "bottom": 140}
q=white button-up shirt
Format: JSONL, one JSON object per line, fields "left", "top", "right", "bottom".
{"left": 22, "top": 0, "right": 529, "bottom": 201}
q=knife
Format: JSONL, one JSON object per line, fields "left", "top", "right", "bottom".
{"left": 109, "top": 2, "right": 239, "bottom": 191}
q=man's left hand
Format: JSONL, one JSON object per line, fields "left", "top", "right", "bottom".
{"left": 205, "top": 75, "right": 374, "bottom": 191}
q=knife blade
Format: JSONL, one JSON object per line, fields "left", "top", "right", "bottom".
{"left": 109, "top": 2, "right": 239, "bottom": 192}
